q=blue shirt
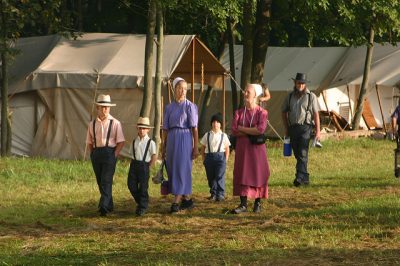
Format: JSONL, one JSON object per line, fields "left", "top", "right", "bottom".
{"left": 391, "top": 105, "right": 400, "bottom": 124}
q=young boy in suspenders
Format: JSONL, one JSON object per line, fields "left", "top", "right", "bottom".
{"left": 86, "top": 94, "right": 125, "bottom": 216}
{"left": 127, "top": 117, "right": 157, "bottom": 216}
{"left": 200, "top": 113, "right": 231, "bottom": 201}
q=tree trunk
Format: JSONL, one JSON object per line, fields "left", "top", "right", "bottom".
{"left": 227, "top": 16, "right": 238, "bottom": 114}
{"left": 352, "top": 26, "right": 375, "bottom": 130}
{"left": 140, "top": 0, "right": 157, "bottom": 118}
{"left": 77, "top": 0, "right": 83, "bottom": 32}
{"left": 240, "top": 0, "right": 255, "bottom": 107}
{"left": 251, "top": 0, "right": 272, "bottom": 84}
{"left": 6, "top": 110, "right": 11, "bottom": 154}
{"left": 153, "top": 1, "right": 163, "bottom": 157}
{"left": 0, "top": 50, "right": 8, "bottom": 156}
{"left": 1, "top": 3, "right": 10, "bottom": 156}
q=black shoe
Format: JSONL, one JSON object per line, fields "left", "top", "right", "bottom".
{"left": 136, "top": 208, "right": 146, "bottom": 216}
{"left": 180, "top": 199, "right": 194, "bottom": 210}
{"left": 293, "top": 179, "right": 302, "bottom": 187}
{"left": 253, "top": 202, "right": 261, "bottom": 213}
{"left": 170, "top": 203, "right": 180, "bottom": 213}
{"left": 99, "top": 208, "right": 107, "bottom": 217}
{"left": 231, "top": 205, "right": 247, "bottom": 214}
{"left": 207, "top": 195, "right": 217, "bottom": 201}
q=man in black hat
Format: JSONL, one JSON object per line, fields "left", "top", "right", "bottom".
{"left": 281, "top": 73, "right": 320, "bottom": 186}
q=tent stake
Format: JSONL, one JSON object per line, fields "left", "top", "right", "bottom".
{"left": 375, "top": 84, "right": 387, "bottom": 135}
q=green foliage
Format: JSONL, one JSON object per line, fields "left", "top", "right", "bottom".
{"left": 298, "top": 0, "right": 400, "bottom": 46}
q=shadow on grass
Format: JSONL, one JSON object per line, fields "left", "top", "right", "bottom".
{"left": 1, "top": 247, "right": 399, "bottom": 265}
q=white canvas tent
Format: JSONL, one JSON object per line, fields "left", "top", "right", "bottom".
{"left": 221, "top": 44, "right": 400, "bottom": 137}
{"left": 1, "top": 33, "right": 227, "bottom": 158}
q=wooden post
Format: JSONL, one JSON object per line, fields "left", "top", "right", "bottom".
{"left": 201, "top": 63, "right": 204, "bottom": 93}
{"left": 222, "top": 75, "right": 226, "bottom": 132}
{"left": 375, "top": 84, "right": 387, "bottom": 135}
{"left": 168, "top": 79, "right": 171, "bottom": 104}
{"left": 192, "top": 39, "right": 195, "bottom": 103}
{"left": 346, "top": 85, "right": 353, "bottom": 120}
{"left": 321, "top": 90, "right": 332, "bottom": 123}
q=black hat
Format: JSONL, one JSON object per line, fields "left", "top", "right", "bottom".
{"left": 210, "top": 113, "right": 223, "bottom": 125}
{"left": 292, "top": 73, "right": 309, "bottom": 83}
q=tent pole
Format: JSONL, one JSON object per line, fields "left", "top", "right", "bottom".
{"left": 161, "top": 95, "right": 164, "bottom": 149}
{"left": 222, "top": 75, "right": 226, "bottom": 132}
{"left": 84, "top": 72, "right": 100, "bottom": 160}
{"left": 197, "top": 62, "right": 204, "bottom": 107}
{"left": 375, "top": 84, "right": 387, "bottom": 135}
{"left": 192, "top": 39, "right": 195, "bottom": 103}
{"left": 201, "top": 63, "right": 204, "bottom": 93}
{"left": 168, "top": 79, "right": 171, "bottom": 104}
{"left": 321, "top": 90, "right": 332, "bottom": 122}
{"left": 347, "top": 85, "right": 353, "bottom": 120}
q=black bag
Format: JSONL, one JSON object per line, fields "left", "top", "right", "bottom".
{"left": 248, "top": 134, "right": 268, "bottom": 145}
{"left": 229, "top": 134, "right": 236, "bottom": 150}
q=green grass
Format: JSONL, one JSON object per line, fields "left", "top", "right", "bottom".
{"left": 0, "top": 137, "right": 399, "bottom": 265}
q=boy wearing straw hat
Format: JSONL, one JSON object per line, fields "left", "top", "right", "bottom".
{"left": 86, "top": 94, "right": 125, "bottom": 216}
{"left": 127, "top": 117, "right": 157, "bottom": 216}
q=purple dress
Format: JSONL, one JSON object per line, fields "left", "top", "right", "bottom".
{"left": 232, "top": 105, "right": 270, "bottom": 198}
{"left": 163, "top": 99, "right": 198, "bottom": 195}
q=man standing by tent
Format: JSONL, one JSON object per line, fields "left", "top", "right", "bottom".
{"left": 391, "top": 103, "right": 400, "bottom": 138}
{"left": 86, "top": 94, "right": 125, "bottom": 216}
{"left": 281, "top": 73, "right": 320, "bottom": 187}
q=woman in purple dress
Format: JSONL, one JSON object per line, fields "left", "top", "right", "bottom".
{"left": 162, "top": 77, "right": 199, "bottom": 213}
{"left": 230, "top": 84, "right": 270, "bottom": 214}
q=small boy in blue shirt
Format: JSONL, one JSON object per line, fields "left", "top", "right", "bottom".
{"left": 127, "top": 117, "right": 157, "bottom": 216}
{"left": 200, "top": 113, "right": 231, "bottom": 201}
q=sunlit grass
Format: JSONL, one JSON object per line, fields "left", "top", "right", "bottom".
{"left": 0, "top": 137, "right": 399, "bottom": 265}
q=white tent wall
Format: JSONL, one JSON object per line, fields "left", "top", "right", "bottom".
{"left": 30, "top": 87, "right": 153, "bottom": 159}
{"left": 317, "top": 85, "right": 367, "bottom": 130}
{"left": 221, "top": 43, "right": 400, "bottom": 137}
{"left": 4, "top": 92, "right": 46, "bottom": 155}
{"left": 0, "top": 33, "right": 228, "bottom": 159}
{"left": 318, "top": 85, "right": 399, "bottom": 131}
{"left": 221, "top": 45, "right": 346, "bottom": 137}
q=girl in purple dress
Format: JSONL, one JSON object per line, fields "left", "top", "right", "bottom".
{"left": 230, "top": 84, "right": 270, "bottom": 214}
{"left": 162, "top": 77, "right": 199, "bottom": 213}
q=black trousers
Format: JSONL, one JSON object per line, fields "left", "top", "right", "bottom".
{"left": 289, "top": 124, "right": 312, "bottom": 184}
{"left": 91, "top": 147, "right": 117, "bottom": 213}
{"left": 204, "top": 152, "right": 226, "bottom": 198}
{"left": 127, "top": 160, "right": 150, "bottom": 210}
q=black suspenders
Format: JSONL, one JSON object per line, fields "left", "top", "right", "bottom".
{"left": 207, "top": 132, "right": 224, "bottom": 153}
{"left": 93, "top": 119, "right": 114, "bottom": 148}
{"left": 133, "top": 139, "right": 151, "bottom": 162}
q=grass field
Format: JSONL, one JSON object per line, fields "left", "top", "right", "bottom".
{"left": 0, "top": 137, "right": 399, "bottom": 265}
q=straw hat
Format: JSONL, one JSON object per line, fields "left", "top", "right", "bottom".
{"left": 137, "top": 117, "right": 154, "bottom": 129}
{"left": 95, "top": 94, "right": 116, "bottom": 107}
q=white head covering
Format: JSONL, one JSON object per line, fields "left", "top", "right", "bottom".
{"left": 173, "top": 77, "right": 185, "bottom": 88}
{"left": 250, "top": 84, "right": 263, "bottom": 97}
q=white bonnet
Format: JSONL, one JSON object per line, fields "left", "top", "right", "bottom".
{"left": 172, "top": 77, "right": 185, "bottom": 88}
{"left": 250, "top": 84, "right": 263, "bottom": 97}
